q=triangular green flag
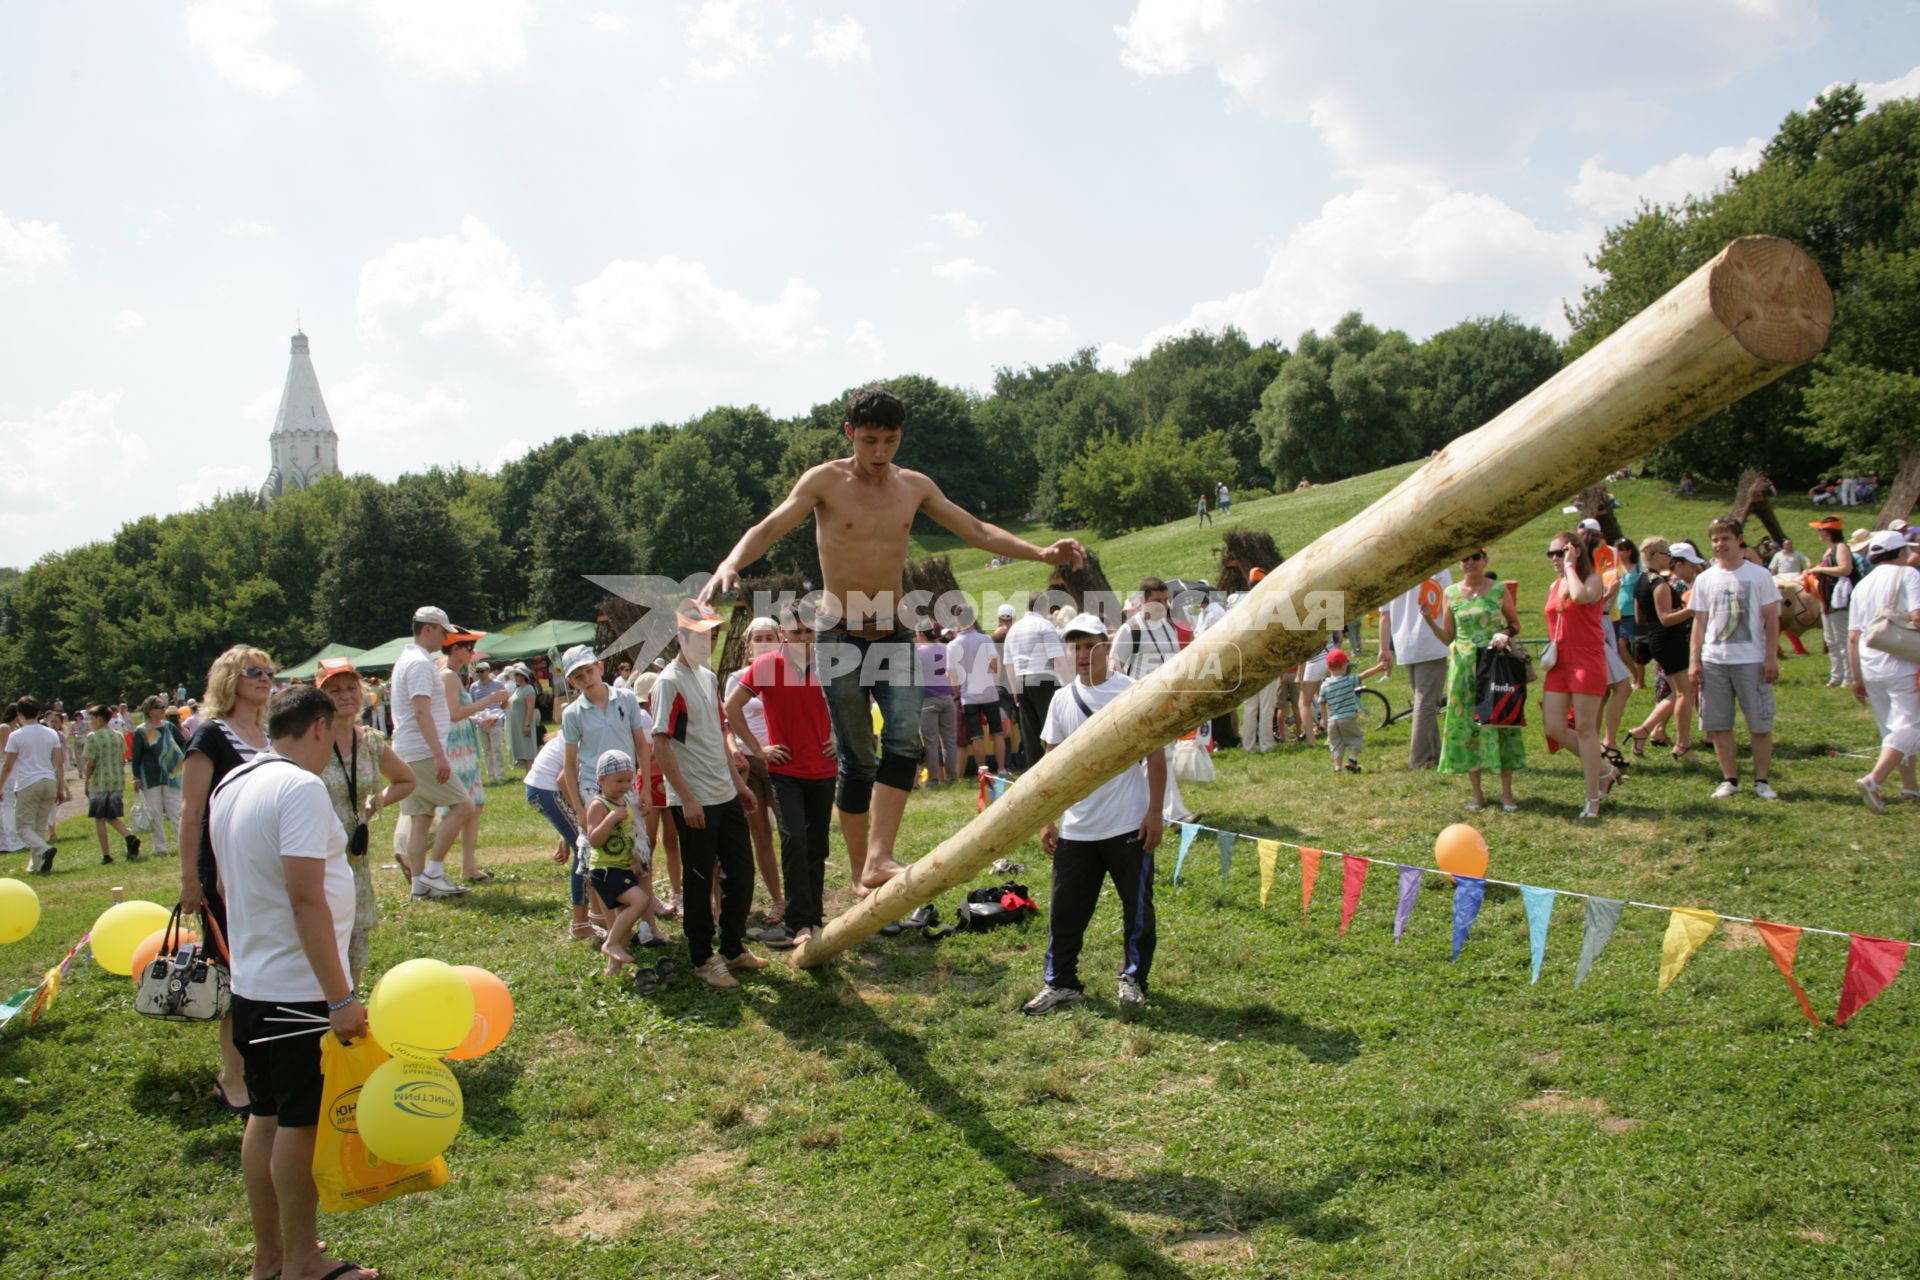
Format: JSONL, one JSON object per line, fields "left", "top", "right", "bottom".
{"left": 1217, "top": 830, "right": 1237, "bottom": 883}
{"left": 1574, "top": 896, "right": 1625, "bottom": 987}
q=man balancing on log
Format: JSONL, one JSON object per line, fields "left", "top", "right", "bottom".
{"left": 702, "top": 384, "right": 1085, "bottom": 889}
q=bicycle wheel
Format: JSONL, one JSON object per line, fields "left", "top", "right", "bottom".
{"left": 1355, "top": 687, "right": 1391, "bottom": 732}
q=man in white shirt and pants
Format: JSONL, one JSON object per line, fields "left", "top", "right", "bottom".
{"left": 211, "top": 686, "right": 376, "bottom": 1280}
{"left": 1023, "top": 614, "right": 1166, "bottom": 1016}
{"left": 1005, "top": 594, "right": 1071, "bottom": 778}
{"left": 1379, "top": 569, "right": 1454, "bottom": 769}
{"left": 388, "top": 605, "right": 475, "bottom": 898}
{"left": 1848, "top": 528, "right": 1920, "bottom": 811}
{"left": 1691, "top": 517, "right": 1784, "bottom": 800}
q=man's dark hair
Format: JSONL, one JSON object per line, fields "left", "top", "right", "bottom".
{"left": 845, "top": 385, "right": 906, "bottom": 429}
{"left": 14, "top": 697, "right": 38, "bottom": 721}
{"left": 89, "top": 704, "right": 110, "bottom": 722}
{"left": 268, "top": 686, "right": 336, "bottom": 742}
{"left": 1140, "top": 577, "right": 1168, "bottom": 595}
{"left": 1708, "top": 516, "right": 1745, "bottom": 547}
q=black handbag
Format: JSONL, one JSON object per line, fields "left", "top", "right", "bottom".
{"left": 1474, "top": 647, "right": 1529, "bottom": 728}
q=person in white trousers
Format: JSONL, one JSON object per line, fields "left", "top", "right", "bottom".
{"left": 1848, "top": 529, "right": 1920, "bottom": 812}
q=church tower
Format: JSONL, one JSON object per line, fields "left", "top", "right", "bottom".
{"left": 261, "top": 330, "right": 340, "bottom": 500}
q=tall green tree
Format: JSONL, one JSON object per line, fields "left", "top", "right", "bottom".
{"left": 1254, "top": 313, "right": 1421, "bottom": 486}
{"left": 1060, "top": 422, "right": 1236, "bottom": 537}
{"left": 630, "top": 434, "right": 751, "bottom": 585}
{"left": 315, "top": 479, "right": 486, "bottom": 646}
{"left": 1414, "top": 315, "right": 1563, "bottom": 452}
{"left": 528, "top": 458, "right": 634, "bottom": 620}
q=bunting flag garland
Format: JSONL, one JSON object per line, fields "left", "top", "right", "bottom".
{"left": 1451, "top": 876, "right": 1486, "bottom": 962}
{"left": 1256, "top": 839, "right": 1280, "bottom": 908}
{"left": 975, "top": 771, "right": 990, "bottom": 813}
{"left": 1575, "top": 897, "right": 1625, "bottom": 987}
{"left": 1216, "top": 830, "right": 1237, "bottom": 883}
{"left": 1755, "top": 921, "right": 1820, "bottom": 1025}
{"left": 1835, "top": 935, "right": 1910, "bottom": 1027}
{"left": 1173, "top": 823, "right": 1199, "bottom": 886}
{"left": 1658, "top": 909, "right": 1718, "bottom": 993}
{"left": 1298, "top": 847, "right": 1322, "bottom": 926}
{"left": 1338, "top": 855, "right": 1368, "bottom": 936}
{"left": 1520, "top": 887, "right": 1556, "bottom": 984}
{"left": 991, "top": 777, "right": 1008, "bottom": 802}
{"left": 1393, "top": 865, "right": 1422, "bottom": 943}
{"left": 0, "top": 934, "right": 91, "bottom": 1036}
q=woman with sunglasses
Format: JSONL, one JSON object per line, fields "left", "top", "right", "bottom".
{"left": 1420, "top": 548, "right": 1526, "bottom": 812}
{"left": 178, "top": 644, "right": 274, "bottom": 1114}
{"left": 1542, "top": 531, "right": 1620, "bottom": 819}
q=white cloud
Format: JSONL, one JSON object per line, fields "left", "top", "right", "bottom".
{"left": 847, "top": 319, "right": 884, "bottom": 364}
{"left": 1565, "top": 137, "right": 1766, "bottom": 217}
{"left": 687, "top": 0, "right": 766, "bottom": 78}
{"left": 174, "top": 464, "right": 264, "bottom": 511}
{"left": 357, "top": 217, "right": 829, "bottom": 405}
{"left": 365, "top": 0, "right": 535, "bottom": 77}
{"left": 0, "top": 212, "right": 71, "bottom": 272}
{"left": 1105, "top": 168, "right": 1594, "bottom": 364}
{"left": 1827, "top": 63, "right": 1920, "bottom": 110}
{"left": 187, "top": 0, "right": 302, "bottom": 94}
{"left": 112, "top": 309, "right": 147, "bottom": 334}
{"left": 965, "top": 306, "right": 1070, "bottom": 345}
{"left": 0, "top": 393, "right": 153, "bottom": 560}
{"left": 329, "top": 364, "right": 472, "bottom": 449}
{"left": 932, "top": 210, "right": 984, "bottom": 238}
{"left": 809, "top": 16, "right": 870, "bottom": 63}
{"left": 226, "top": 217, "right": 274, "bottom": 239}
{"left": 489, "top": 436, "right": 532, "bottom": 470}
{"left": 584, "top": 10, "right": 630, "bottom": 33}
{"left": 931, "top": 257, "right": 994, "bottom": 282}
{"left": 1114, "top": 0, "right": 1821, "bottom": 174}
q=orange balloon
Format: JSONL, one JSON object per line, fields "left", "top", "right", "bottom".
{"left": 1433, "top": 823, "right": 1489, "bottom": 880}
{"left": 446, "top": 965, "right": 514, "bottom": 1061}
{"left": 128, "top": 925, "right": 200, "bottom": 982}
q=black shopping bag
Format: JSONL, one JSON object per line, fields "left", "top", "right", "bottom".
{"left": 1474, "top": 647, "right": 1528, "bottom": 728}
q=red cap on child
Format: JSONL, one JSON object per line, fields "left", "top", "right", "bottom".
{"left": 1327, "top": 648, "right": 1348, "bottom": 667}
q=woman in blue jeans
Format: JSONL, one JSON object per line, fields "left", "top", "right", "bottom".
{"left": 523, "top": 735, "right": 605, "bottom": 938}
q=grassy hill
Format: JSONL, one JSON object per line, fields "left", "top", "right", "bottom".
{"left": 3, "top": 462, "right": 1915, "bottom": 1279}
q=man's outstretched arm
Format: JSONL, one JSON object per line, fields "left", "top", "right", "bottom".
{"left": 701, "top": 470, "right": 823, "bottom": 603}
{"left": 919, "top": 478, "right": 1086, "bottom": 568}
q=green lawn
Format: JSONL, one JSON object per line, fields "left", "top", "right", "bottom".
{"left": 3, "top": 468, "right": 1916, "bottom": 1279}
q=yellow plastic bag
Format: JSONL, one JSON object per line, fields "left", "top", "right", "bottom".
{"left": 314, "top": 1033, "right": 450, "bottom": 1213}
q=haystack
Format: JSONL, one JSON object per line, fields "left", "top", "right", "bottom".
{"left": 1217, "top": 529, "right": 1284, "bottom": 593}
{"left": 1730, "top": 467, "right": 1787, "bottom": 545}
{"left": 717, "top": 571, "right": 810, "bottom": 673}
{"left": 1574, "top": 484, "right": 1625, "bottom": 543}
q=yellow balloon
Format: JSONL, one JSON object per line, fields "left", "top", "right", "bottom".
{"left": 0, "top": 879, "right": 39, "bottom": 944}
{"left": 89, "top": 901, "right": 172, "bottom": 975}
{"left": 368, "top": 958, "right": 476, "bottom": 1060}
{"left": 356, "top": 1057, "right": 463, "bottom": 1165}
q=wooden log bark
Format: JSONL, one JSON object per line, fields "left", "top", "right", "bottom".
{"left": 794, "top": 236, "right": 1832, "bottom": 968}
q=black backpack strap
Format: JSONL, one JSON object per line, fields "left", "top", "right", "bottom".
{"left": 1069, "top": 683, "right": 1094, "bottom": 720}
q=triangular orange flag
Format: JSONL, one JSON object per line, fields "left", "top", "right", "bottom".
{"left": 1754, "top": 920, "right": 1820, "bottom": 1026}
{"left": 1299, "top": 847, "right": 1322, "bottom": 927}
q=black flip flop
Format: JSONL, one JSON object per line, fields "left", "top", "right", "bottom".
{"left": 653, "top": 957, "right": 678, "bottom": 983}
{"left": 317, "top": 1263, "right": 370, "bottom": 1280}
{"left": 632, "top": 968, "right": 660, "bottom": 995}
{"left": 212, "top": 1081, "right": 248, "bottom": 1114}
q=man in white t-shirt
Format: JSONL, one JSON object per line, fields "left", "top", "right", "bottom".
{"left": 1379, "top": 568, "right": 1454, "bottom": 769}
{"left": 1848, "top": 529, "right": 1920, "bottom": 811}
{"left": 1691, "top": 518, "right": 1784, "bottom": 800}
{"left": 1004, "top": 594, "right": 1070, "bottom": 779}
{"left": 210, "top": 685, "right": 376, "bottom": 1280}
{"left": 1023, "top": 614, "right": 1166, "bottom": 1017}
{"left": 1109, "top": 577, "right": 1195, "bottom": 822}
{"left": 388, "top": 604, "right": 476, "bottom": 898}
{"left": 948, "top": 609, "right": 1007, "bottom": 778}
{"left": 0, "top": 697, "right": 67, "bottom": 872}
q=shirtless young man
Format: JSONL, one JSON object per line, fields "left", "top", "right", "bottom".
{"left": 702, "top": 385, "right": 1084, "bottom": 889}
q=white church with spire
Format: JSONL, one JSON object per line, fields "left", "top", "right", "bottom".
{"left": 260, "top": 330, "right": 340, "bottom": 501}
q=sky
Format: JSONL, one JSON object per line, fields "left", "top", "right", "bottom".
{"left": 3, "top": 0, "right": 1918, "bottom": 567}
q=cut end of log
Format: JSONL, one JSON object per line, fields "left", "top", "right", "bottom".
{"left": 1707, "top": 236, "right": 1834, "bottom": 366}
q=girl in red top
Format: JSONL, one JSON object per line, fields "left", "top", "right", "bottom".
{"left": 1543, "top": 529, "right": 1620, "bottom": 819}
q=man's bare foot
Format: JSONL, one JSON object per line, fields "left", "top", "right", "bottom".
{"left": 859, "top": 856, "right": 906, "bottom": 889}
{"left": 851, "top": 882, "right": 871, "bottom": 899}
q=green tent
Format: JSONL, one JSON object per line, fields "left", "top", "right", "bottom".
{"left": 348, "top": 634, "right": 417, "bottom": 674}
{"left": 482, "top": 620, "right": 598, "bottom": 663}
{"left": 279, "top": 642, "right": 367, "bottom": 681}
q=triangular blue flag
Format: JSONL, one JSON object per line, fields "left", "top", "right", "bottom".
{"left": 1172, "top": 823, "right": 1199, "bottom": 885}
{"left": 1520, "top": 886, "right": 1557, "bottom": 984}
{"left": 990, "top": 777, "right": 1007, "bottom": 800}
{"left": 1450, "top": 876, "right": 1486, "bottom": 962}
{"left": 1393, "top": 864, "right": 1423, "bottom": 943}
{"left": 1216, "top": 830, "right": 1237, "bottom": 882}
{"left": 1575, "top": 896, "right": 1625, "bottom": 987}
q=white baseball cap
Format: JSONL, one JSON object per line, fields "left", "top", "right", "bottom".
{"left": 1577, "top": 518, "right": 1603, "bottom": 534}
{"left": 1669, "top": 541, "right": 1706, "bottom": 566}
{"left": 412, "top": 604, "right": 470, "bottom": 632}
{"left": 561, "top": 644, "right": 601, "bottom": 678}
{"left": 1061, "top": 613, "right": 1110, "bottom": 640}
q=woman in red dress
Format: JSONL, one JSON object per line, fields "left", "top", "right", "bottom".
{"left": 1543, "top": 529, "right": 1620, "bottom": 818}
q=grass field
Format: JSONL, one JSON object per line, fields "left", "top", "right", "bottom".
{"left": 3, "top": 468, "right": 1917, "bottom": 1279}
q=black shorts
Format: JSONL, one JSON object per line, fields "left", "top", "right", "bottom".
{"left": 87, "top": 792, "right": 124, "bottom": 820}
{"left": 962, "top": 701, "right": 1003, "bottom": 738}
{"left": 589, "top": 867, "right": 641, "bottom": 904}
{"left": 232, "top": 993, "right": 328, "bottom": 1126}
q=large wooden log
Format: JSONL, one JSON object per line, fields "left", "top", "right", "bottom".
{"left": 794, "top": 236, "right": 1831, "bottom": 968}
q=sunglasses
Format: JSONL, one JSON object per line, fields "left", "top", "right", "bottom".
{"left": 1546, "top": 550, "right": 1567, "bottom": 560}
{"left": 1463, "top": 552, "right": 1487, "bottom": 562}
{"left": 242, "top": 665, "right": 273, "bottom": 679}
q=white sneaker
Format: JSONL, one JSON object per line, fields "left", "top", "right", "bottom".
{"left": 1752, "top": 781, "right": 1779, "bottom": 801}
{"left": 1117, "top": 975, "right": 1147, "bottom": 1008}
{"left": 1022, "top": 985, "right": 1085, "bottom": 1016}
{"left": 411, "top": 869, "right": 469, "bottom": 899}
{"left": 1857, "top": 776, "right": 1886, "bottom": 814}
{"left": 1710, "top": 781, "right": 1739, "bottom": 800}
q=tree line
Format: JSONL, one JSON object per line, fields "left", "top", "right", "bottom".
{"left": 7, "top": 84, "right": 1909, "bottom": 705}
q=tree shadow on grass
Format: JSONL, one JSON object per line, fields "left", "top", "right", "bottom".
{"left": 761, "top": 969, "right": 1368, "bottom": 1277}
{"left": 1140, "top": 993, "right": 1361, "bottom": 1064}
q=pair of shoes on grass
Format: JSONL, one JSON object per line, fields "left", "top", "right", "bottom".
{"left": 1023, "top": 976, "right": 1146, "bottom": 1016}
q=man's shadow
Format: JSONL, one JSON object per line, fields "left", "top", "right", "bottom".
{"left": 759, "top": 967, "right": 1367, "bottom": 1277}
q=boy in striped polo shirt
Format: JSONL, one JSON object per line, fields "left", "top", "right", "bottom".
{"left": 1315, "top": 649, "right": 1378, "bottom": 774}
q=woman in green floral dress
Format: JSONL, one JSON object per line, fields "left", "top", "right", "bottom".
{"left": 1420, "top": 549, "right": 1526, "bottom": 812}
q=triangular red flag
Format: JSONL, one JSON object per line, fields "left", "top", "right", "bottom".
{"left": 1753, "top": 920, "right": 1820, "bottom": 1026}
{"left": 1339, "top": 854, "right": 1368, "bottom": 936}
{"left": 976, "top": 771, "right": 990, "bottom": 813}
{"left": 1836, "top": 934, "right": 1910, "bottom": 1027}
{"left": 1299, "top": 848, "right": 1322, "bottom": 926}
